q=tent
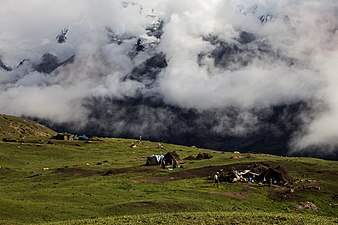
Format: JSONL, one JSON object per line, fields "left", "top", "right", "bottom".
{"left": 78, "top": 135, "right": 89, "bottom": 140}
{"left": 257, "top": 166, "right": 293, "bottom": 185}
{"left": 146, "top": 155, "right": 164, "bottom": 166}
{"left": 163, "top": 151, "right": 183, "bottom": 167}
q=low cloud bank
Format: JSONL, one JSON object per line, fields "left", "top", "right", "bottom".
{"left": 0, "top": 0, "right": 337, "bottom": 157}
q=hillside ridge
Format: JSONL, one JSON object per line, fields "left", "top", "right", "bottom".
{"left": 0, "top": 114, "right": 55, "bottom": 139}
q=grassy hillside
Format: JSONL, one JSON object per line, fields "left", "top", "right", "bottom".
{"left": 0, "top": 117, "right": 337, "bottom": 224}
{"left": 0, "top": 115, "right": 55, "bottom": 140}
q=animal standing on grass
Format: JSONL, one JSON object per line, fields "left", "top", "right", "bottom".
{"left": 214, "top": 172, "right": 220, "bottom": 188}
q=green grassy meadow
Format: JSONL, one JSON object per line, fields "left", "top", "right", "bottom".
{"left": 0, "top": 116, "right": 337, "bottom": 224}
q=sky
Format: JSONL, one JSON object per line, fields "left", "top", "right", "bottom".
{"left": 0, "top": 0, "right": 337, "bottom": 156}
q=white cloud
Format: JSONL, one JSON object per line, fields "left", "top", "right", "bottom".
{"left": 0, "top": 0, "right": 337, "bottom": 155}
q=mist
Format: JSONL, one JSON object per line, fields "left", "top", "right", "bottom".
{"left": 0, "top": 0, "right": 337, "bottom": 158}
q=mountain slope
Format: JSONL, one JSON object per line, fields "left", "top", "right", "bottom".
{"left": 0, "top": 115, "right": 55, "bottom": 139}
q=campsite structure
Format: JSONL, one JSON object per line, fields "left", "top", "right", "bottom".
{"left": 146, "top": 151, "right": 183, "bottom": 169}
{"left": 53, "top": 133, "right": 74, "bottom": 141}
{"left": 257, "top": 166, "right": 294, "bottom": 185}
{"left": 217, "top": 163, "right": 293, "bottom": 186}
{"left": 146, "top": 154, "right": 164, "bottom": 166}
